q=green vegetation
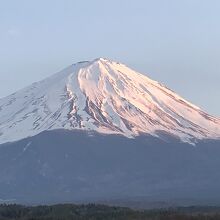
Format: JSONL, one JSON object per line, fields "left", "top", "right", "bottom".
{"left": 0, "top": 204, "right": 220, "bottom": 220}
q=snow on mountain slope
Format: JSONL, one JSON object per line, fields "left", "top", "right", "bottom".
{"left": 0, "top": 58, "right": 220, "bottom": 144}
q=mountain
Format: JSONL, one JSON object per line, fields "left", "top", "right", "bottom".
{"left": 0, "top": 58, "right": 220, "bottom": 206}
{"left": 0, "top": 58, "right": 220, "bottom": 144}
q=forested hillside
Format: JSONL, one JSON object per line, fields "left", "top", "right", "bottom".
{"left": 0, "top": 204, "right": 220, "bottom": 220}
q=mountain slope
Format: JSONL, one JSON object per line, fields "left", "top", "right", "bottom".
{"left": 0, "top": 58, "right": 220, "bottom": 144}
{"left": 1, "top": 130, "right": 220, "bottom": 205}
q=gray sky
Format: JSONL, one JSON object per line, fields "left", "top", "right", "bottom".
{"left": 0, "top": 0, "right": 220, "bottom": 116}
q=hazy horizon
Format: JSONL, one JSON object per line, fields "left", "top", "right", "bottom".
{"left": 0, "top": 0, "right": 220, "bottom": 116}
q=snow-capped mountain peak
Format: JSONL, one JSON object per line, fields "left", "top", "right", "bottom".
{"left": 0, "top": 58, "right": 220, "bottom": 144}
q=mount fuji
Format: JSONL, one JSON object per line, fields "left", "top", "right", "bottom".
{"left": 0, "top": 58, "right": 220, "bottom": 144}
{"left": 0, "top": 58, "right": 220, "bottom": 206}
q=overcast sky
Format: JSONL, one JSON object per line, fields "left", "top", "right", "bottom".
{"left": 0, "top": 0, "right": 220, "bottom": 116}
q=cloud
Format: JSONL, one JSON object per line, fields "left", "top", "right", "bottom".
{"left": 7, "top": 28, "right": 21, "bottom": 37}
